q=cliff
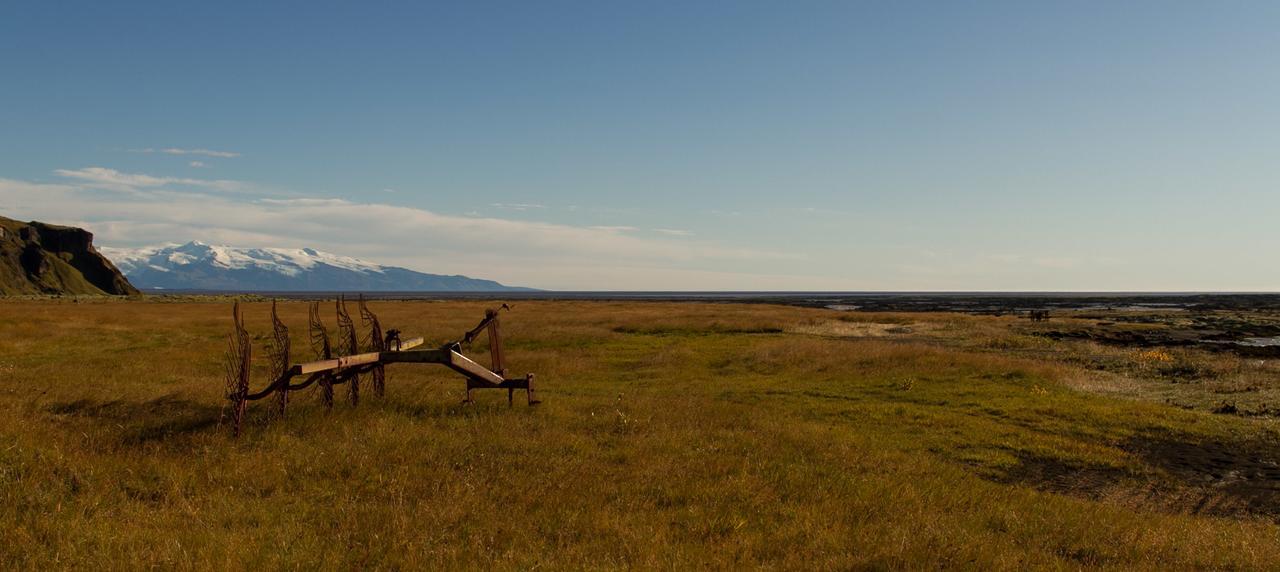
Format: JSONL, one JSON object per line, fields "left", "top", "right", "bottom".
{"left": 0, "top": 216, "right": 140, "bottom": 296}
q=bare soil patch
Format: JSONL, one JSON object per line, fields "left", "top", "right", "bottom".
{"left": 789, "top": 320, "right": 934, "bottom": 338}
{"left": 985, "top": 432, "right": 1280, "bottom": 521}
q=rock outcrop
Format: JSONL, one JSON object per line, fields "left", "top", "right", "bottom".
{"left": 0, "top": 216, "right": 139, "bottom": 296}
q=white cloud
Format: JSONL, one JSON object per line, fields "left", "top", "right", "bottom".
{"left": 0, "top": 178, "right": 78, "bottom": 192}
{"left": 189, "top": 161, "right": 207, "bottom": 168}
{"left": 246, "top": 198, "right": 765, "bottom": 263}
{"left": 0, "top": 174, "right": 801, "bottom": 289}
{"left": 653, "top": 228, "right": 694, "bottom": 237}
{"left": 132, "top": 147, "right": 241, "bottom": 158}
{"left": 588, "top": 225, "right": 638, "bottom": 232}
{"left": 789, "top": 206, "right": 846, "bottom": 215}
{"left": 489, "top": 202, "right": 546, "bottom": 211}
{"left": 53, "top": 167, "right": 245, "bottom": 193}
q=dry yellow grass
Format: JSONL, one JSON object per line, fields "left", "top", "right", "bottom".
{"left": 0, "top": 298, "right": 1277, "bottom": 569}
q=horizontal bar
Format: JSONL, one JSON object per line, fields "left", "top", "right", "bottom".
{"left": 284, "top": 339, "right": 503, "bottom": 384}
{"left": 382, "top": 348, "right": 450, "bottom": 364}
{"left": 391, "top": 337, "right": 424, "bottom": 351}
{"left": 291, "top": 351, "right": 381, "bottom": 375}
{"left": 286, "top": 335, "right": 424, "bottom": 375}
{"left": 465, "top": 378, "right": 531, "bottom": 390}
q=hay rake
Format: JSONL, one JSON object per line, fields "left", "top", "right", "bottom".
{"left": 221, "top": 297, "right": 538, "bottom": 436}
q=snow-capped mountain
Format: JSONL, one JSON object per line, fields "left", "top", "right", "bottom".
{"left": 98, "top": 241, "right": 531, "bottom": 292}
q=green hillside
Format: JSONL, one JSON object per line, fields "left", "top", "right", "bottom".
{"left": 0, "top": 216, "right": 138, "bottom": 296}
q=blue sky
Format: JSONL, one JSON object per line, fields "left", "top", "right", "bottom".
{"left": 2, "top": 1, "right": 1278, "bottom": 290}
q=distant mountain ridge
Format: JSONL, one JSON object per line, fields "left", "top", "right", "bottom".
{"left": 99, "top": 242, "right": 532, "bottom": 292}
{"left": 0, "top": 215, "right": 139, "bottom": 296}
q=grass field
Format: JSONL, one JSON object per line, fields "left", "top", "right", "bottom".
{"left": 1, "top": 298, "right": 1278, "bottom": 569}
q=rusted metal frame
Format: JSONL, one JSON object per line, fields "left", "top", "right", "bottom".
{"left": 241, "top": 358, "right": 383, "bottom": 402}
{"left": 291, "top": 350, "right": 382, "bottom": 375}
{"left": 285, "top": 371, "right": 326, "bottom": 392}
{"left": 455, "top": 305, "right": 515, "bottom": 404}
{"left": 359, "top": 295, "right": 387, "bottom": 397}
{"left": 286, "top": 337, "right": 425, "bottom": 375}
{"left": 446, "top": 344, "right": 539, "bottom": 406}
{"left": 222, "top": 301, "right": 253, "bottom": 437}
{"left": 229, "top": 301, "right": 411, "bottom": 408}
{"left": 460, "top": 304, "right": 509, "bottom": 345}
{"left": 266, "top": 301, "right": 291, "bottom": 418}
{"left": 317, "top": 363, "right": 381, "bottom": 384}
{"left": 447, "top": 349, "right": 505, "bottom": 384}
{"left": 244, "top": 371, "right": 296, "bottom": 401}
{"left": 327, "top": 364, "right": 378, "bottom": 386}
{"left": 377, "top": 345, "right": 450, "bottom": 364}
{"left": 246, "top": 338, "right": 423, "bottom": 397}
{"left": 222, "top": 301, "right": 538, "bottom": 437}
{"left": 486, "top": 312, "right": 511, "bottom": 403}
{"left": 390, "top": 337, "right": 425, "bottom": 351}
{"left": 309, "top": 302, "right": 335, "bottom": 408}
{"left": 379, "top": 344, "right": 538, "bottom": 405}
{"left": 464, "top": 373, "right": 539, "bottom": 405}
{"left": 336, "top": 297, "right": 360, "bottom": 406}
{"left": 374, "top": 345, "right": 504, "bottom": 382}
{"left": 464, "top": 377, "right": 527, "bottom": 390}
{"left": 487, "top": 317, "right": 505, "bottom": 375}
{"left": 461, "top": 312, "right": 496, "bottom": 344}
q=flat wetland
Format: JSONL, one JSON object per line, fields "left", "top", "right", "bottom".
{"left": 1, "top": 296, "right": 1278, "bottom": 568}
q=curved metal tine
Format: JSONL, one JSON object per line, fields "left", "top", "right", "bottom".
{"left": 267, "top": 300, "right": 291, "bottom": 420}
{"left": 359, "top": 295, "right": 386, "bottom": 397}
{"left": 309, "top": 301, "right": 335, "bottom": 409}
{"left": 336, "top": 296, "right": 360, "bottom": 406}
{"left": 222, "top": 301, "right": 252, "bottom": 437}
{"left": 359, "top": 295, "right": 384, "bottom": 351}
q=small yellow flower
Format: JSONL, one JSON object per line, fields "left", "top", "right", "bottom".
{"left": 1136, "top": 349, "right": 1174, "bottom": 363}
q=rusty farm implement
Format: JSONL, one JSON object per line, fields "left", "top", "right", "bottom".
{"left": 222, "top": 297, "right": 538, "bottom": 436}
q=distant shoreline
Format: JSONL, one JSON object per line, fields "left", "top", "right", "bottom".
{"left": 121, "top": 290, "right": 1280, "bottom": 312}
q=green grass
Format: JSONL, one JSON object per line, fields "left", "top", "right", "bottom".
{"left": 0, "top": 299, "right": 1277, "bottom": 569}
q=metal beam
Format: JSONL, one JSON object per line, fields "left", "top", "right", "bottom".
{"left": 287, "top": 336, "right": 426, "bottom": 375}
{"left": 291, "top": 351, "right": 381, "bottom": 375}
{"left": 382, "top": 348, "right": 451, "bottom": 364}
{"left": 390, "top": 337, "right": 425, "bottom": 351}
{"left": 446, "top": 350, "right": 505, "bottom": 384}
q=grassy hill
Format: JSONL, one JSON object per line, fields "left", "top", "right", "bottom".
{"left": 0, "top": 216, "right": 138, "bottom": 296}
{"left": 0, "top": 299, "right": 1276, "bottom": 568}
